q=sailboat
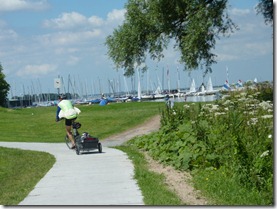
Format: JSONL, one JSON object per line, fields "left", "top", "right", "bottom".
{"left": 205, "top": 77, "right": 219, "bottom": 95}
{"left": 189, "top": 79, "right": 196, "bottom": 94}
{"left": 185, "top": 79, "right": 197, "bottom": 96}
{"left": 153, "top": 86, "right": 165, "bottom": 99}
{"left": 222, "top": 80, "right": 231, "bottom": 91}
{"left": 236, "top": 79, "right": 243, "bottom": 89}
{"left": 253, "top": 78, "right": 258, "bottom": 84}
{"left": 190, "top": 79, "right": 196, "bottom": 93}
{"left": 206, "top": 77, "right": 213, "bottom": 92}
{"left": 195, "top": 82, "right": 206, "bottom": 96}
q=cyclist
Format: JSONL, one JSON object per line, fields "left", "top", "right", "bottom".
{"left": 56, "top": 94, "right": 80, "bottom": 149}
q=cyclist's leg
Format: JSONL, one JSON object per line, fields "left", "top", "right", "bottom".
{"left": 65, "top": 119, "right": 75, "bottom": 148}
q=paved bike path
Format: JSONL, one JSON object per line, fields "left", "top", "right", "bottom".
{"left": 0, "top": 142, "right": 144, "bottom": 205}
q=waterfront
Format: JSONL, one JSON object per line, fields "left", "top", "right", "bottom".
{"left": 154, "top": 95, "right": 217, "bottom": 103}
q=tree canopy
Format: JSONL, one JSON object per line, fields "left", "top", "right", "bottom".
{"left": 256, "top": 0, "right": 273, "bottom": 26}
{"left": 0, "top": 63, "right": 10, "bottom": 107}
{"left": 105, "top": 0, "right": 236, "bottom": 76}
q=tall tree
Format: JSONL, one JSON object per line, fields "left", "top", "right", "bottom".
{"left": 105, "top": 0, "right": 237, "bottom": 76}
{"left": 256, "top": 0, "right": 273, "bottom": 26}
{"left": 0, "top": 63, "right": 10, "bottom": 107}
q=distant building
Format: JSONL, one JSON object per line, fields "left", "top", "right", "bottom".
{"left": 7, "top": 99, "right": 32, "bottom": 108}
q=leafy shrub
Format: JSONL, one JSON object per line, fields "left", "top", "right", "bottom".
{"left": 129, "top": 85, "right": 273, "bottom": 205}
{"left": 246, "top": 81, "right": 273, "bottom": 102}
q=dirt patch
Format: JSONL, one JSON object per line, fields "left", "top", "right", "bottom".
{"left": 101, "top": 115, "right": 161, "bottom": 147}
{"left": 103, "top": 114, "right": 208, "bottom": 205}
{"left": 144, "top": 152, "right": 208, "bottom": 205}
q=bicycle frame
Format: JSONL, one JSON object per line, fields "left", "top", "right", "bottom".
{"left": 64, "top": 121, "right": 81, "bottom": 149}
{"left": 72, "top": 121, "right": 80, "bottom": 137}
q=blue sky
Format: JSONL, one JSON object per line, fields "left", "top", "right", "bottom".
{"left": 0, "top": 0, "right": 273, "bottom": 97}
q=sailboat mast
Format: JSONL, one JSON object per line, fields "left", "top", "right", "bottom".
{"left": 226, "top": 66, "right": 229, "bottom": 82}
{"left": 177, "top": 66, "right": 180, "bottom": 92}
{"left": 167, "top": 65, "right": 170, "bottom": 93}
{"left": 137, "top": 68, "right": 141, "bottom": 99}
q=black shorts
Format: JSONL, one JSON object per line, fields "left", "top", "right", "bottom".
{"left": 65, "top": 117, "right": 77, "bottom": 126}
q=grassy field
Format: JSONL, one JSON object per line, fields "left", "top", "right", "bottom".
{"left": 0, "top": 101, "right": 167, "bottom": 205}
{"left": 0, "top": 102, "right": 164, "bottom": 142}
{"left": 0, "top": 147, "right": 55, "bottom": 205}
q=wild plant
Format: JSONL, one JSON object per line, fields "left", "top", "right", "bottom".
{"left": 130, "top": 83, "right": 273, "bottom": 203}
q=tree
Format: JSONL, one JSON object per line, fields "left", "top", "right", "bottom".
{"left": 105, "top": 0, "right": 237, "bottom": 76}
{"left": 256, "top": 0, "right": 273, "bottom": 26}
{"left": 0, "top": 63, "right": 10, "bottom": 107}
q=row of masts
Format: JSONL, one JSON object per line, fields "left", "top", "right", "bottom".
{"left": 9, "top": 66, "right": 220, "bottom": 102}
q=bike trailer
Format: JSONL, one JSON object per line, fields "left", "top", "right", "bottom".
{"left": 75, "top": 132, "right": 102, "bottom": 155}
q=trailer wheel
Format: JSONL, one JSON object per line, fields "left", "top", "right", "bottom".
{"left": 76, "top": 146, "right": 80, "bottom": 155}
{"left": 98, "top": 143, "right": 102, "bottom": 153}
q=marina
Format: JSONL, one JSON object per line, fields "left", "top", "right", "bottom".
{"left": 6, "top": 86, "right": 221, "bottom": 108}
{"left": 6, "top": 71, "right": 259, "bottom": 108}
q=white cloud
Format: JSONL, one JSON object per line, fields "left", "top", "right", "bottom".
{"left": 107, "top": 9, "right": 126, "bottom": 23}
{"left": 66, "top": 55, "right": 80, "bottom": 65}
{"left": 38, "top": 29, "right": 101, "bottom": 45}
{"left": 0, "top": 20, "right": 7, "bottom": 27}
{"left": 0, "top": 20, "right": 18, "bottom": 41}
{"left": 0, "top": 28, "right": 18, "bottom": 41}
{"left": 230, "top": 8, "right": 251, "bottom": 16}
{"left": 0, "top": 0, "right": 49, "bottom": 12}
{"left": 54, "top": 47, "right": 79, "bottom": 55}
{"left": 244, "top": 42, "right": 272, "bottom": 56}
{"left": 43, "top": 9, "right": 125, "bottom": 30}
{"left": 216, "top": 53, "right": 239, "bottom": 62}
{"left": 37, "top": 9, "right": 126, "bottom": 49}
{"left": 214, "top": 6, "right": 273, "bottom": 62}
{"left": 0, "top": 20, "right": 19, "bottom": 59}
{"left": 88, "top": 16, "right": 104, "bottom": 26}
{"left": 43, "top": 12, "right": 87, "bottom": 29}
{"left": 215, "top": 37, "right": 272, "bottom": 62}
{"left": 17, "top": 64, "right": 57, "bottom": 77}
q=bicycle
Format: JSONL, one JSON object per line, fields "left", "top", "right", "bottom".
{"left": 65, "top": 121, "right": 102, "bottom": 155}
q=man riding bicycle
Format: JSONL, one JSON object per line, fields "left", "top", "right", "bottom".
{"left": 56, "top": 94, "right": 80, "bottom": 149}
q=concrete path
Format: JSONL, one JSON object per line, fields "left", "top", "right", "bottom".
{"left": 0, "top": 142, "right": 143, "bottom": 205}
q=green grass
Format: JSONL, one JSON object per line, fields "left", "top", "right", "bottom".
{"left": 0, "top": 147, "right": 55, "bottom": 205}
{"left": 192, "top": 167, "right": 271, "bottom": 205}
{"left": 0, "top": 102, "right": 164, "bottom": 142}
{"left": 117, "top": 145, "right": 183, "bottom": 205}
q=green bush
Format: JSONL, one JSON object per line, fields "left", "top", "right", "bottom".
{"left": 247, "top": 81, "right": 273, "bottom": 102}
{"left": 129, "top": 86, "right": 273, "bottom": 205}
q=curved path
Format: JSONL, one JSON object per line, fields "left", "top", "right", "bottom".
{"left": 0, "top": 115, "right": 160, "bottom": 205}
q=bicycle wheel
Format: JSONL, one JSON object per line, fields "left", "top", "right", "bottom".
{"left": 64, "top": 135, "right": 72, "bottom": 149}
